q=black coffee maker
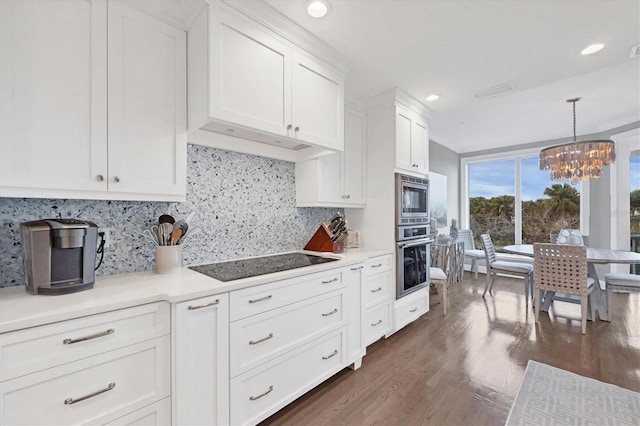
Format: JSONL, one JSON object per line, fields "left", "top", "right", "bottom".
{"left": 20, "top": 219, "right": 98, "bottom": 295}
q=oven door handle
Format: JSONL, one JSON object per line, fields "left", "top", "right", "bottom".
{"left": 397, "top": 239, "right": 431, "bottom": 249}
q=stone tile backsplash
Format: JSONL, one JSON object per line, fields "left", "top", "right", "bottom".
{"left": 0, "top": 144, "right": 339, "bottom": 287}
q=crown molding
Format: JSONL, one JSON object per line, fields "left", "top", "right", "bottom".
{"left": 366, "top": 87, "right": 433, "bottom": 120}
{"left": 219, "top": 0, "right": 350, "bottom": 74}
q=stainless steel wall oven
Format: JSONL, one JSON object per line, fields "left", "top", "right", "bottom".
{"left": 396, "top": 224, "right": 432, "bottom": 299}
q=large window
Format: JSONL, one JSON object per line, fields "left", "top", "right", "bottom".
{"left": 463, "top": 151, "right": 581, "bottom": 248}
{"left": 468, "top": 159, "right": 515, "bottom": 248}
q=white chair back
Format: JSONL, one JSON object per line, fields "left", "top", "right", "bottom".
{"left": 457, "top": 229, "right": 475, "bottom": 251}
{"left": 480, "top": 234, "right": 498, "bottom": 264}
{"left": 556, "top": 229, "right": 584, "bottom": 245}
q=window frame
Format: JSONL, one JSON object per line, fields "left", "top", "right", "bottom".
{"left": 460, "top": 147, "right": 588, "bottom": 244}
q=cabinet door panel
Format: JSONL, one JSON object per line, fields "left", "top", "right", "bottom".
{"left": 174, "top": 295, "right": 229, "bottom": 426}
{"left": 316, "top": 153, "right": 342, "bottom": 203}
{"left": 291, "top": 53, "right": 344, "bottom": 150}
{"left": 411, "top": 119, "right": 428, "bottom": 174}
{"left": 212, "top": 8, "right": 290, "bottom": 137}
{"left": 0, "top": 0, "right": 107, "bottom": 192}
{"left": 107, "top": 2, "right": 186, "bottom": 196}
{"left": 395, "top": 107, "right": 413, "bottom": 172}
{"left": 344, "top": 108, "right": 366, "bottom": 204}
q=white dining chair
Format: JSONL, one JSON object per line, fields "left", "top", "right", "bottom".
{"left": 457, "top": 229, "right": 484, "bottom": 279}
{"left": 430, "top": 267, "right": 448, "bottom": 315}
{"left": 604, "top": 273, "right": 640, "bottom": 321}
{"left": 533, "top": 243, "right": 596, "bottom": 334}
{"left": 556, "top": 229, "right": 584, "bottom": 245}
{"left": 480, "top": 234, "right": 534, "bottom": 306}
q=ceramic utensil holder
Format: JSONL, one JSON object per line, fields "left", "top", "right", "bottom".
{"left": 155, "top": 245, "right": 182, "bottom": 274}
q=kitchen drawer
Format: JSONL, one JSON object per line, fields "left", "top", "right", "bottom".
{"left": 0, "top": 302, "right": 170, "bottom": 381}
{"left": 364, "top": 254, "right": 392, "bottom": 277}
{"left": 230, "top": 291, "right": 344, "bottom": 377}
{"left": 362, "top": 269, "right": 392, "bottom": 309}
{"left": 394, "top": 287, "right": 428, "bottom": 331}
{"left": 363, "top": 302, "right": 391, "bottom": 347}
{"left": 230, "top": 327, "right": 347, "bottom": 426}
{"left": 0, "top": 336, "right": 170, "bottom": 425}
{"left": 104, "top": 397, "right": 171, "bottom": 425}
{"left": 230, "top": 268, "right": 346, "bottom": 321}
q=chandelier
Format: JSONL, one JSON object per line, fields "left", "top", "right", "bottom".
{"left": 539, "top": 97, "right": 615, "bottom": 185}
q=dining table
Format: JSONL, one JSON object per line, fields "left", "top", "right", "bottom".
{"left": 502, "top": 244, "right": 640, "bottom": 321}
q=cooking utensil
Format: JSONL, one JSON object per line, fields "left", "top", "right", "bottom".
{"left": 159, "top": 222, "right": 173, "bottom": 245}
{"left": 159, "top": 214, "right": 175, "bottom": 225}
{"left": 171, "top": 228, "right": 182, "bottom": 245}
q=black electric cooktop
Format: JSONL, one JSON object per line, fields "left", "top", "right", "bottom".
{"left": 189, "top": 253, "right": 339, "bottom": 282}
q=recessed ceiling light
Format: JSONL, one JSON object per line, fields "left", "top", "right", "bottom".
{"left": 426, "top": 94, "right": 439, "bottom": 102}
{"left": 581, "top": 43, "right": 604, "bottom": 55}
{"left": 306, "top": 0, "right": 330, "bottom": 18}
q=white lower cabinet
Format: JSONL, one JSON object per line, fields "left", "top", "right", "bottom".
{"left": 393, "top": 287, "right": 429, "bottom": 332}
{"left": 0, "top": 302, "right": 170, "bottom": 426}
{"left": 172, "top": 294, "right": 229, "bottom": 426}
{"left": 105, "top": 397, "right": 171, "bottom": 426}
{"left": 362, "top": 255, "right": 393, "bottom": 348}
{"left": 230, "top": 327, "right": 347, "bottom": 426}
{"left": 0, "top": 336, "right": 170, "bottom": 425}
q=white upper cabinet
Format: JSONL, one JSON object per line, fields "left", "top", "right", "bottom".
{"left": 0, "top": 0, "right": 187, "bottom": 201}
{"left": 295, "top": 107, "right": 366, "bottom": 207}
{"left": 0, "top": 0, "right": 108, "bottom": 193}
{"left": 107, "top": 1, "right": 186, "bottom": 197}
{"left": 187, "top": 1, "right": 346, "bottom": 162}
{"left": 395, "top": 104, "right": 429, "bottom": 175}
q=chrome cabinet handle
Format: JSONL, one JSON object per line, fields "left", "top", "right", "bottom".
{"left": 249, "top": 333, "right": 274, "bottom": 345}
{"left": 113, "top": 176, "right": 120, "bottom": 183}
{"left": 350, "top": 265, "right": 364, "bottom": 271}
{"left": 64, "top": 382, "right": 115, "bottom": 405}
{"left": 63, "top": 328, "right": 114, "bottom": 345}
{"left": 96, "top": 174, "right": 104, "bottom": 182}
{"left": 249, "top": 295, "right": 272, "bottom": 304}
{"left": 371, "top": 263, "right": 383, "bottom": 268}
{"left": 371, "top": 287, "right": 383, "bottom": 293}
{"left": 322, "top": 350, "right": 338, "bottom": 360}
{"left": 249, "top": 385, "right": 274, "bottom": 401}
{"left": 409, "top": 307, "right": 418, "bottom": 313}
{"left": 371, "top": 319, "right": 383, "bottom": 327}
{"left": 321, "top": 278, "right": 339, "bottom": 284}
{"left": 188, "top": 299, "right": 219, "bottom": 310}
{"left": 322, "top": 308, "right": 338, "bottom": 317}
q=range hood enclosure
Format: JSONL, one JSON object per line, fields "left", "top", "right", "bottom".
{"left": 187, "top": 1, "right": 348, "bottom": 162}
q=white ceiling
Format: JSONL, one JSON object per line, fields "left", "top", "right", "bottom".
{"left": 262, "top": 0, "right": 640, "bottom": 153}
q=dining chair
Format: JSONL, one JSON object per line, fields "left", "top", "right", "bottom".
{"left": 458, "top": 229, "right": 485, "bottom": 279}
{"left": 556, "top": 229, "right": 584, "bottom": 245}
{"left": 604, "top": 273, "right": 640, "bottom": 321}
{"left": 430, "top": 267, "right": 449, "bottom": 315}
{"left": 480, "top": 234, "right": 534, "bottom": 306}
{"left": 533, "top": 243, "right": 596, "bottom": 334}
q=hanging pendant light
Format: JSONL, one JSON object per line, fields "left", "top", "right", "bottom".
{"left": 539, "top": 97, "right": 615, "bottom": 185}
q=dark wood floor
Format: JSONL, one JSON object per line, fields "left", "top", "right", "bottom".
{"left": 261, "top": 272, "right": 640, "bottom": 425}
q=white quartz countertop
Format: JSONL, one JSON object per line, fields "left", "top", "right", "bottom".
{"left": 0, "top": 249, "right": 391, "bottom": 333}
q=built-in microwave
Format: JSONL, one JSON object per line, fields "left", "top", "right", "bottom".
{"left": 396, "top": 173, "right": 429, "bottom": 225}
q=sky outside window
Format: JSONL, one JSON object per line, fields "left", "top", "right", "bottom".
{"left": 468, "top": 159, "right": 515, "bottom": 198}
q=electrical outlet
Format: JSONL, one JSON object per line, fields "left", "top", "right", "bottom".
{"left": 98, "top": 227, "right": 110, "bottom": 248}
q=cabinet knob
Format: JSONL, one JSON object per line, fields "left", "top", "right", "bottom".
{"left": 96, "top": 175, "right": 104, "bottom": 182}
{"left": 113, "top": 176, "right": 120, "bottom": 183}
{"left": 294, "top": 126, "right": 300, "bottom": 133}
{"left": 347, "top": 195, "right": 351, "bottom": 199}
{"left": 287, "top": 124, "right": 293, "bottom": 130}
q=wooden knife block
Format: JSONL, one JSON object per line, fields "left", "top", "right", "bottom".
{"left": 304, "top": 224, "right": 334, "bottom": 252}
